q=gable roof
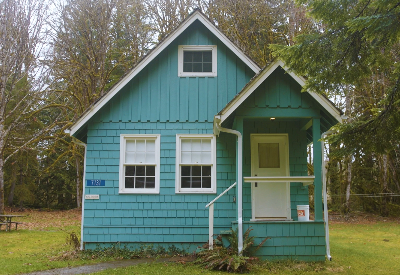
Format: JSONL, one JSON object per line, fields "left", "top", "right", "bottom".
{"left": 69, "top": 10, "right": 261, "bottom": 136}
{"left": 216, "top": 59, "right": 343, "bottom": 124}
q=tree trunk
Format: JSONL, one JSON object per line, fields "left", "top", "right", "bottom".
{"left": 7, "top": 165, "right": 17, "bottom": 206}
{"left": 75, "top": 156, "right": 81, "bottom": 208}
{"left": 388, "top": 156, "right": 400, "bottom": 192}
{"left": 381, "top": 154, "right": 389, "bottom": 216}
{"left": 345, "top": 159, "right": 352, "bottom": 213}
{"left": 0, "top": 157, "right": 4, "bottom": 214}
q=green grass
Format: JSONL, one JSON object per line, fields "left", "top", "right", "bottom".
{"left": 92, "top": 222, "right": 400, "bottom": 275}
{"left": 1, "top": 210, "right": 399, "bottom": 275}
{"left": 0, "top": 226, "right": 98, "bottom": 274}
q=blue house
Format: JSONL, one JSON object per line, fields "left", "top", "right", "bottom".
{"left": 68, "top": 10, "right": 342, "bottom": 261}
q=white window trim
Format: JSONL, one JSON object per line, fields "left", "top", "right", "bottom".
{"left": 119, "top": 134, "right": 160, "bottom": 194}
{"left": 175, "top": 134, "right": 217, "bottom": 194}
{"left": 178, "top": 45, "right": 217, "bottom": 77}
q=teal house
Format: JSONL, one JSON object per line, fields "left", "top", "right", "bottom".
{"left": 68, "top": 10, "right": 342, "bottom": 261}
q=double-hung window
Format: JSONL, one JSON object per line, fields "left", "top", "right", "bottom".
{"left": 119, "top": 135, "right": 160, "bottom": 194}
{"left": 178, "top": 45, "right": 217, "bottom": 77}
{"left": 175, "top": 134, "right": 216, "bottom": 193}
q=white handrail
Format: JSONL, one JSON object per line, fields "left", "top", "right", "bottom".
{"left": 206, "top": 182, "right": 237, "bottom": 208}
{"left": 205, "top": 182, "right": 237, "bottom": 250}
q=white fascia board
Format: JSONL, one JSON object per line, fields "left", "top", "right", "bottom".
{"left": 280, "top": 62, "right": 342, "bottom": 123}
{"left": 194, "top": 15, "right": 260, "bottom": 73}
{"left": 219, "top": 60, "right": 282, "bottom": 122}
{"left": 69, "top": 11, "right": 260, "bottom": 136}
{"left": 220, "top": 59, "right": 342, "bottom": 124}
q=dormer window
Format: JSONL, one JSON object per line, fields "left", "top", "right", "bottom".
{"left": 178, "top": 45, "right": 217, "bottom": 77}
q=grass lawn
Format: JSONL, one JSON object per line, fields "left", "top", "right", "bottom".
{"left": 0, "top": 209, "right": 98, "bottom": 274}
{"left": 1, "top": 210, "right": 399, "bottom": 274}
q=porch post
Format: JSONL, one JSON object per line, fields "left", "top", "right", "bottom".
{"left": 312, "top": 118, "right": 323, "bottom": 221}
{"left": 235, "top": 117, "right": 244, "bottom": 254}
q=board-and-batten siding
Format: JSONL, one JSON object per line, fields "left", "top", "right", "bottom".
{"left": 83, "top": 20, "right": 253, "bottom": 250}
{"left": 96, "top": 21, "right": 254, "bottom": 124}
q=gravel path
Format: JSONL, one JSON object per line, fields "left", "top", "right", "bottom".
{"left": 23, "top": 256, "right": 189, "bottom": 275}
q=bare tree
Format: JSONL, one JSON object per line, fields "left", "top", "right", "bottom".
{"left": 0, "top": 0, "right": 50, "bottom": 214}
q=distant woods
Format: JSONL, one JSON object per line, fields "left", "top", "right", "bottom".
{"left": 1, "top": 0, "right": 399, "bottom": 216}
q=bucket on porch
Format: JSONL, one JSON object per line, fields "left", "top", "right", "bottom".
{"left": 297, "top": 205, "right": 309, "bottom": 221}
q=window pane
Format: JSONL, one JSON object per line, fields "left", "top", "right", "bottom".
{"left": 202, "top": 177, "right": 211, "bottom": 188}
{"left": 203, "top": 52, "right": 212, "bottom": 62}
{"left": 181, "top": 152, "right": 191, "bottom": 164}
{"left": 181, "top": 166, "right": 190, "bottom": 176}
{"left": 135, "top": 177, "right": 145, "bottom": 188}
{"left": 201, "top": 151, "right": 211, "bottom": 163}
{"left": 183, "top": 63, "right": 192, "bottom": 72}
{"left": 146, "top": 177, "right": 155, "bottom": 188}
{"left": 193, "top": 52, "right": 202, "bottom": 62}
{"left": 136, "top": 166, "right": 145, "bottom": 176}
{"left": 258, "top": 143, "right": 280, "bottom": 168}
{"left": 126, "top": 140, "right": 135, "bottom": 151}
{"left": 146, "top": 166, "right": 155, "bottom": 176}
{"left": 203, "top": 63, "right": 212, "bottom": 72}
{"left": 146, "top": 152, "right": 155, "bottom": 163}
{"left": 191, "top": 151, "right": 201, "bottom": 163}
{"left": 193, "top": 63, "right": 202, "bottom": 72}
{"left": 192, "top": 166, "right": 201, "bottom": 176}
{"left": 192, "top": 177, "right": 201, "bottom": 188}
{"left": 146, "top": 140, "right": 155, "bottom": 152}
{"left": 183, "top": 52, "right": 193, "bottom": 62}
{"left": 136, "top": 152, "right": 146, "bottom": 163}
{"left": 125, "top": 152, "right": 135, "bottom": 163}
{"left": 203, "top": 166, "right": 211, "bottom": 176}
{"left": 192, "top": 139, "right": 201, "bottom": 151}
{"left": 136, "top": 140, "right": 146, "bottom": 151}
{"left": 201, "top": 139, "right": 211, "bottom": 151}
{"left": 125, "top": 177, "right": 135, "bottom": 188}
{"left": 181, "top": 177, "right": 191, "bottom": 188}
{"left": 125, "top": 166, "right": 135, "bottom": 176}
{"left": 181, "top": 139, "right": 192, "bottom": 151}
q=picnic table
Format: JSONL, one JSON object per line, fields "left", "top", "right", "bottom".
{"left": 0, "top": 214, "right": 24, "bottom": 231}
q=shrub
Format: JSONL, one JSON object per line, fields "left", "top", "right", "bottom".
{"left": 196, "top": 227, "right": 269, "bottom": 273}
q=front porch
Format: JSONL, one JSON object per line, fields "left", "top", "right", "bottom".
{"left": 209, "top": 61, "right": 341, "bottom": 261}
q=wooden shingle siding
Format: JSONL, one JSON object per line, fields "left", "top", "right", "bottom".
{"left": 233, "top": 221, "right": 326, "bottom": 261}
{"left": 84, "top": 121, "right": 238, "bottom": 249}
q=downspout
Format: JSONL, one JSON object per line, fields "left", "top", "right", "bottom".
{"left": 70, "top": 137, "right": 87, "bottom": 251}
{"left": 214, "top": 118, "right": 243, "bottom": 255}
{"left": 321, "top": 130, "right": 334, "bottom": 261}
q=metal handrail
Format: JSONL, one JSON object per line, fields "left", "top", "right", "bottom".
{"left": 206, "top": 182, "right": 237, "bottom": 208}
{"left": 205, "top": 182, "right": 237, "bottom": 250}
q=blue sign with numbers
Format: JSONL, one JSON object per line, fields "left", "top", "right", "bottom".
{"left": 86, "top": 180, "right": 105, "bottom": 186}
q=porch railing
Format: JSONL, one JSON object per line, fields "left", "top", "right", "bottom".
{"left": 243, "top": 176, "right": 315, "bottom": 186}
{"left": 205, "top": 182, "right": 237, "bottom": 250}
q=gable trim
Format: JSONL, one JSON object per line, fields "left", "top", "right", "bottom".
{"left": 69, "top": 11, "right": 260, "bottom": 136}
{"left": 217, "top": 60, "right": 342, "bottom": 124}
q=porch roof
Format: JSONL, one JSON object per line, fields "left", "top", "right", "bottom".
{"left": 216, "top": 60, "right": 343, "bottom": 127}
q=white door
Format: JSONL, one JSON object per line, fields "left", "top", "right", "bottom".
{"left": 250, "top": 134, "right": 290, "bottom": 220}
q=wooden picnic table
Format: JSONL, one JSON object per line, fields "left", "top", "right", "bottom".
{"left": 0, "top": 214, "right": 25, "bottom": 231}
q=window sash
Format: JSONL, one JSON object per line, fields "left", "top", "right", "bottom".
{"left": 183, "top": 51, "right": 212, "bottom": 73}
{"left": 178, "top": 45, "right": 217, "bottom": 77}
{"left": 119, "top": 135, "right": 160, "bottom": 194}
{"left": 176, "top": 134, "right": 216, "bottom": 193}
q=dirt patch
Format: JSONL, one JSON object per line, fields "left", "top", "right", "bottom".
{"left": 329, "top": 211, "right": 400, "bottom": 224}
{"left": 4, "top": 207, "right": 81, "bottom": 230}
